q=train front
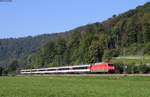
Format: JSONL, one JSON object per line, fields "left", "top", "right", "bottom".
{"left": 90, "top": 62, "right": 116, "bottom": 73}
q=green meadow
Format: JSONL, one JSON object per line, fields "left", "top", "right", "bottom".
{"left": 0, "top": 76, "right": 150, "bottom": 97}
{"left": 111, "top": 56, "right": 150, "bottom": 64}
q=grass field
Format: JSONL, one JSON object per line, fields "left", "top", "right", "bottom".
{"left": 0, "top": 76, "right": 150, "bottom": 97}
{"left": 111, "top": 55, "right": 150, "bottom": 64}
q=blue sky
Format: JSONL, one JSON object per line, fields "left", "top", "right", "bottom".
{"left": 0, "top": 0, "right": 149, "bottom": 38}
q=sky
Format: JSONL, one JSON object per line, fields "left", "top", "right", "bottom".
{"left": 0, "top": 0, "right": 149, "bottom": 39}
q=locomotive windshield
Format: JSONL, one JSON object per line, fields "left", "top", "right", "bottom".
{"left": 108, "top": 64, "right": 114, "bottom": 66}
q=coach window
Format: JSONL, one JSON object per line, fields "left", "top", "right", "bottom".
{"left": 74, "top": 67, "right": 88, "bottom": 69}
{"left": 48, "top": 69, "right": 57, "bottom": 71}
{"left": 39, "top": 69, "right": 45, "bottom": 71}
{"left": 59, "top": 68, "right": 69, "bottom": 70}
{"left": 32, "top": 70, "right": 36, "bottom": 72}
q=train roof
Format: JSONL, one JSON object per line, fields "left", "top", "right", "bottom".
{"left": 21, "top": 64, "right": 91, "bottom": 71}
{"left": 21, "top": 62, "right": 115, "bottom": 71}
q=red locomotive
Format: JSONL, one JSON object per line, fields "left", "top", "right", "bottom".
{"left": 21, "top": 62, "right": 116, "bottom": 74}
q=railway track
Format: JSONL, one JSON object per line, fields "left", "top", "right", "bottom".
{"left": 18, "top": 74, "right": 150, "bottom": 76}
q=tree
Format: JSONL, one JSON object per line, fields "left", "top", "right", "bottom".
{"left": 142, "top": 13, "right": 150, "bottom": 43}
{"left": 0, "top": 67, "right": 3, "bottom": 76}
{"left": 78, "top": 34, "right": 96, "bottom": 63}
{"left": 88, "top": 40, "right": 104, "bottom": 63}
{"left": 55, "top": 37, "right": 67, "bottom": 66}
{"left": 143, "top": 43, "right": 150, "bottom": 55}
{"left": 42, "top": 41, "right": 56, "bottom": 66}
{"left": 8, "top": 59, "right": 18, "bottom": 72}
{"left": 102, "top": 49, "right": 112, "bottom": 62}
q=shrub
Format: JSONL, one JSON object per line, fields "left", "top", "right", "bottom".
{"left": 138, "top": 64, "right": 150, "bottom": 73}
{"left": 114, "top": 63, "right": 124, "bottom": 74}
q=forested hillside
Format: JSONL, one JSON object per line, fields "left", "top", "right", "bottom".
{"left": 27, "top": 2, "right": 150, "bottom": 68}
{"left": 0, "top": 33, "right": 68, "bottom": 66}
{"left": 0, "top": 2, "right": 150, "bottom": 72}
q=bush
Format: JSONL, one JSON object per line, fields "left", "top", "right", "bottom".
{"left": 0, "top": 67, "right": 3, "bottom": 76}
{"left": 143, "top": 43, "right": 150, "bottom": 55}
{"left": 138, "top": 64, "right": 150, "bottom": 73}
{"left": 126, "top": 64, "right": 135, "bottom": 74}
{"left": 114, "top": 63, "right": 150, "bottom": 74}
{"left": 114, "top": 63, "right": 124, "bottom": 74}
